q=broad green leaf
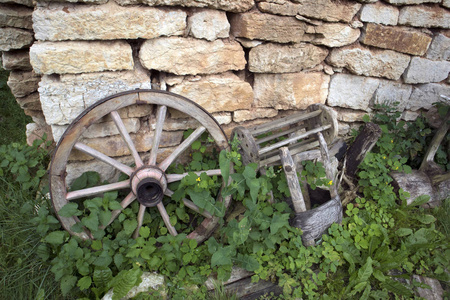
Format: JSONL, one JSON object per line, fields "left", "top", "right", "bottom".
{"left": 82, "top": 213, "right": 99, "bottom": 232}
{"left": 109, "top": 200, "right": 123, "bottom": 211}
{"left": 60, "top": 275, "right": 77, "bottom": 296}
{"left": 357, "top": 257, "right": 373, "bottom": 283}
{"left": 139, "top": 226, "right": 150, "bottom": 238}
{"left": 219, "top": 150, "right": 231, "bottom": 186}
{"left": 44, "top": 231, "right": 66, "bottom": 245}
{"left": 270, "top": 213, "right": 289, "bottom": 234}
{"left": 123, "top": 219, "right": 138, "bottom": 235}
{"left": 235, "top": 253, "right": 260, "bottom": 272}
{"left": 114, "top": 254, "right": 124, "bottom": 269}
{"left": 382, "top": 278, "right": 413, "bottom": 297}
{"left": 99, "top": 210, "right": 112, "bottom": 227}
{"left": 396, "top": 228, "right": 413, "bottom": 237}
{"left": 415, "top": 214, "right": 436, "bottom": 224}
{"left": 93, "top": 267, "right": 113, "bottom": 286}
{"left": 211, "top": 246, "right": 234, "bottom": 267}
{"left": 77, "top": 276, "right": 92, "bottom": 291}
{"left": 409, "top": 195, "right": 430, "bottom": 207}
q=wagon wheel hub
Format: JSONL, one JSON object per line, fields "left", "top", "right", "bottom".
{"left": 131, "top": 167, "right": 167, "bottom": 207}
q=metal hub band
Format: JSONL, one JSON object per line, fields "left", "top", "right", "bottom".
{"left": 131, "top": 167, "right": 167, "bottom": 207}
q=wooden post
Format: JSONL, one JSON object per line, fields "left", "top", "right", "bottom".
{"left": 317, "top": 132, "right": 338, "bottom": 199}
{"left": 279, "top": 147, "right": 307, "bottom": 213}
{"left": 344, "top": 122, "right": 382, "bottom": 179}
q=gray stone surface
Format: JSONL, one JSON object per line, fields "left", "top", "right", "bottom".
{"left": 188, "top": 9, "right": 229, "bottom": 41}
{"left": 7, "top": 70, "right": 40, "bottom": 98}
{"left": 30, "top": 41, "right": 134, "bottom": 75}
{"left": 399, "top": 6, "right": 450, "bottom": 29}
{"left": 374, "top": 80, "right": 413, "bottom": 111}
{"left": 38, "top": 68, "right": 152, "bottom": 126}
{"left": 233, "top": 108, "right": 278, "bottom": 123}
{"left": 327, "top": 73, "right": 380, "bottom": 111}
{"left": 0, "top": 0, "right": 33, "bottom": 7}
{"left": 33, "top": 2, "right": 186, "bottom": 41}
{"left": 360, "top": 2, "right": 399, "bottom": 26}
{"left": 0, "top": 27, "right": 33, "bottom": 51}
{"left": 249, "top": 43, "right": 328, "bottom": 73}
{"left": 403, "top": 57, "right": 450, "bottom": 84}
{"left": 426, "top": 34, "right": 450, "bottom": 61}
{"left": 408, "top": 83, "right": 450, "bottom": 111}
{"left": 257, "top": 0, "right": 361, "bottom": 23}
{"left": 2, "top": 49, "right": 31, "bottom": 70}
{"left": 139, "top": 37, "right": 246, "bottom": 75}
{"left": 327, "top": 45, "right": 410, "bottom": 80}
{"left": 385, "top": 0, "right": 440, "bottom": 4}
{"left": 254, "top": 72, "right": 330, "bottom": 110}
{"left": 0, "top": 4, "right": 33, "bottom": 29}
{"left": 229, "top": 11, "right": 307, "bottom": 43}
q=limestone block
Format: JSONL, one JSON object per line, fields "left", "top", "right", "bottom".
{"left": 399, "top": 6, "right": 450, "bottom": 29}
{"left": 169, "top": 72, "right": 253, "bottom": 113}
{"left": 403, "top": 57, "right": 450, "bottom": 84}
{"left": 33, "top": 2, "right": 186, "bottom": 41}
{"left": 139, "top": 37, "right": 246, "bottom": 75}
{"left": 2, "top": 49, "right": 31, "bottom": 70}
{"left": 249, "top": 43, "right": 328, "bottom": 73}
{"left": 15, "top": 92, "right": 42, "bottom": 110}
{"left": 79, "top": 129, "right": 183, "bottom": 158}
{"left": 30, "top": 41, "right": 134, "bottom": 75}
{"left": 327, "top": 73, "right": 380, "bottom": 112}
{"left": 233, "top": 108, "right": 278, "bottom": 123}
{"left": 327, "top": 45, "right": 410, "bottom": 80}
{"left": 0, "top": 0, "right": 33, "bottom": 7}
{"left": 254, "top": 72, "right": 330, "bottom": 110}
{"left": 0, "top": 27, "right": 33, "bottom": 51}
{"left": 374, "top": 80, "right": 412, "bottom": 111}
{"left": 212, "top": 112, "right": 232, "bottom": 125}
{"left": 229, "top": 11, "right": 307, "bottom": 43}
{"left": 408, "top": 83, "right": 450, "bottom": 111}
{"left": 188, "top": 9, "right": 229, "bottom": 41}
{"left": 310, "top": 23, "right": 360, "bottom": 47}
{"left": 361, "top": 23, "right": 432, "bottom": 56}
{"left": 38, "top": 68, "right": 152, "bottom": 126}
{"left": 236, "top": 38, "right": 263, "bottom": 48}
{"left": 401, "top": 111, "right": 419, "bottom": 121}
{"left": 335, "top": 108, "right": 368, "bottom": 123}
{"left": 385, "top": 0, "right": 440, "bottom": 5}
{"left": 257, "top": 0, "right": 361, "bottom": 23}
{"left": 444, "top": 0, "right": 450, "bottom": 8}
{"left": 114, "top": 0, "right": 254, "bottom": 13}
{"left": 7, "top": 70, "right": 40, "bottom": 98}
{"left": 26, "top": 123, "right": 53, "bottom": 147}
{"left": 360, "top": 2, "right": 399, "bottom": 26}
{"left": 426, "top": 34, "right": 450, "bottom": 61}
{"left": 81, "top": 118, "right": 141, "bottom": 139}
{"left": 0, "top": 4, "right": 33, "bottom": 29}
{"left": 412, "top": 275, "right": 444, "bottom": 300}
{"left": 45, "top": 0, "right": 108, "bottom": 3}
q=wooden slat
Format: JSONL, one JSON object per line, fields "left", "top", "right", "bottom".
{"left": 258, "top": 124, "right": 330, "bottom": 156}
{"left": 248, "top": 109, "right": 322, "bottom": 136}
{"left": 259, "top": 140, "right": 320, "bottom": 166}
{"left": 279, "top": 147, "right": 307, "bottom": 213}
{"left": 255, "top": 124, "right": 307, "bottom": 145}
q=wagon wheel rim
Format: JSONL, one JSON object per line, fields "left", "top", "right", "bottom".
{"left": 49, "top": 89, "right": 231, "bottom": 243}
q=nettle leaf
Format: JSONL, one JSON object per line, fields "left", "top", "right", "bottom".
{"left": 77, "top": 276, "right": 92, "bottom": 291}
{"left": 211, "top": 246, "right": 235, "bottom": 267}
{"left": 270, "top": 213, "right": 289, "bottom": 234}
{"left": 109, "top": 200, "right": 123, "bottom": 211}
{"left": 123, "top": 219, "right": 138, "bottom": 236}
{"left": 235, "top": 253, "right": 260, "bottom": 272}
{"left": 232, "top": 217, "right": 250, "bottom": 245}
{"left": 99, "top": 210, "right": 112, "bottom": 227}
{"left": 82, "top": 213, "right": 99, "bottom": 232}
{"left": 60, "top": 274, "right": 77, "bottom": 296}
{"left": 44, "top": 231, "right": 66, "bottom": 245}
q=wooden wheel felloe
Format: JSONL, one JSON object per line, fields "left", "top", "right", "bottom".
{"left": 49, "top": 89, "right": 231, "bottom": 243}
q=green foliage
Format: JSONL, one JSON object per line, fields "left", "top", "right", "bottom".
{"left": 0, "top": 68, "right": 32, "bottom": 144}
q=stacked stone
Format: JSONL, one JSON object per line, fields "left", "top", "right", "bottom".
{"left": 0, "top": 0, "right": 51, "bottom": 144}
{"left": 7, "top": 0, "right": 449, "bottom": 153}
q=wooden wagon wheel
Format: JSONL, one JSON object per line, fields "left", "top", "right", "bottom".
{"left": 49, "top": 89, "right": 231, "bottom": 243}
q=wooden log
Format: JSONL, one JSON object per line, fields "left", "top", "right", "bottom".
{"left": 344, "top": 122, "right": 382, "bottom": 179}
{"left": 279, "top": 147, "right": 307, "bottom": 213}
{"left": 291, "top": 197, "right": 342, "bottom": 246}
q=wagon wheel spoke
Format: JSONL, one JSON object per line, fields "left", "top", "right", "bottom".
{"left": 148, "top": 105, "right": 167, "bottom": 166}
{"left": 165, "top": 189, "right": 212, "bottom": 218}
{"left": 133, "top": 204, "right": 147, "bottom": 239}
{"left": 110, "top": 110, "right": 144, "bottom": 168}
{"left": 102, "top": 192, "right": 136, "bottom": 228}
{"left": 66, "top": 180, "right": 130, "bottom": 201}
{"left": 158, "top": 126, "right": 206, "bottom": 171}
{"left": 166, "top": 169, "right": 222, "bottom": 183}
{"left": 157, "top": 202, "right": 177, "bottom": 236}
{"left": 74, "top": 142, "right": 134, "bottom": 175}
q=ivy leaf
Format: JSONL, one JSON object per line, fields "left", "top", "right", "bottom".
{"left": 77, "top": 276, "right": 92, "bottom": 291}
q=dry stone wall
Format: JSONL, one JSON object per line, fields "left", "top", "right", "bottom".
{"left": 1, "top": 0, "right": 449, "bottom": 152}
